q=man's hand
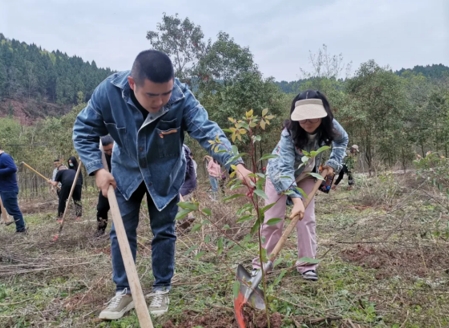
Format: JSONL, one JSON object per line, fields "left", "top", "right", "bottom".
{"left": 235, "top": 164, "right": 255, "bottom": 190}
{"left": 290, "top": 197, "right": 305, "bottom": 220}
{"left": 47, "top": 180, "right": 57, "bottom": 187}
{"left": 95, "top": 168, "right": 116, "bottom": 197}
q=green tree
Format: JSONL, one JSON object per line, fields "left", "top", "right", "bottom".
{"left": 146, "top": 13, "right": 205, "bottom": 81}
{"left": 341, "top": 60, "right": 408, "bottom": 173}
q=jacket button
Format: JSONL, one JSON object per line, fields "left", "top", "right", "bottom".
{"left": 139, "top": 147, "right": 143, "bottom": 152}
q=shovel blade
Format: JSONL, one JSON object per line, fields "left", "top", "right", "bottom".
{"left": 235, "top": 264, "right": 266, "bottom": 310}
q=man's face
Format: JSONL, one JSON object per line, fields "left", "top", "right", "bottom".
{"left": 103, "top": 143, "right": 113, "bottom": 156}
{"left": 128, "top": 76, "right": 173, "bottom": 114}
{"left": 53, "top": 161, "right": 60, "bottom": 168}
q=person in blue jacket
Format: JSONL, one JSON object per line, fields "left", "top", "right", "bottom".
{"left": 0, "top": 145, "right": 26, "bottom": 233}
{"left": 72, "top": 50, "right": 253, "bottom": 320}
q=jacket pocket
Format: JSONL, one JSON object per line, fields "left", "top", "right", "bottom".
{"left": 155, "top": 119, "right": 181, "bottom": 158}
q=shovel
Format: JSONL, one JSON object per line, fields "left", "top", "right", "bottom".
{"left": 98, "top": 141, "right": 154, "bottom": 328}
{"left": 234, "top": 169, "right": 328, "bottom": 328}
{"left": 21, "top": 162, "right": 61, "bottom": 191}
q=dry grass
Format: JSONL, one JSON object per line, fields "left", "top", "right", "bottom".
{"left": 1, "top": 173, "right": 449, "bottom": 327}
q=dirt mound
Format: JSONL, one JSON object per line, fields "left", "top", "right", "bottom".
{"left": 163, "top": 307, "right": 282, "bottom": 328}
{"left": 341, "top": 244, "right": 449, "bottom": 279}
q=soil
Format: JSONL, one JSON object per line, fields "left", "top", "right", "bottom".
{"left": 341, "top": 244, "right": 449, "bottom": 279}
{"left": 162, "top": 306, "right": 282, "bottom": 328}
{"left": 19, "top": 200, "right": 58, "bottom": 214}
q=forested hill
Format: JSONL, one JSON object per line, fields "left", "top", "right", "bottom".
{"left": 0, "top": 34, "right": 114, "bottom": 121}
{"left": 275, "top": 64, "right": 449, "bottom": 94}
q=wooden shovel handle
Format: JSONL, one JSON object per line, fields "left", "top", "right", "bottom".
{"left": 269, "top": 169, "right": 328, "bottom": 262}
{"left": 100, "top": 143, "right": 154, "bottom": 328}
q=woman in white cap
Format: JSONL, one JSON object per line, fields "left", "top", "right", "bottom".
{"left": 252, "top": 90, "right": 348, "bottom": 281}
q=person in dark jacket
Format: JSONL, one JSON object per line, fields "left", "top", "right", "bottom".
{"left": 0, "top": 145, "right": 26, "bottom": 233}
{"left": 49, "top": 165, "right": 82, "bottom": 221}
{"left": 68, "top": 156, "right": 83, "bottom": 185}
{"left": 95, "top": 135, "right": 114, "bottom": 236}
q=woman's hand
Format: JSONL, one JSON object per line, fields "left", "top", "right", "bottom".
{"left": 290, "top": 197, "right": 305, "bottom": 220}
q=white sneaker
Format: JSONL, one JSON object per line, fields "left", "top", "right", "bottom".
{"left": 99, "top": 289, "right": 134, "bottom": 320}
{"left": 147, "top": 289, "right": 170, "bottom": 316}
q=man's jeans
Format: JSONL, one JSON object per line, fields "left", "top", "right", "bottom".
{"left": 0, "top": 191, "right": 26, "bottom": 232}
{"left": 111, "top": 183, "right": 177, "bottom": 292}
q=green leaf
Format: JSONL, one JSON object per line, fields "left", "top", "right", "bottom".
{"left": 256, "top": 177, "right": 265, "bottom": 190}
{"left": 237, "top": 214, "right": 253, "bottom": 223}
{"left": 298, "top": 257, "right": 321, "bottom": 264}
{"left": 233, "top": 280, "right": 241, "bottom": 298}
{"left": 258, "top": 154, "right": 278, "bottom": 161}
{"left": 273, "top": 269, "right": 287, "bottom": 287}
{"left": 186, "top": 245, "right": 198, "bottom": 255}
{"left": 262, "top": 202, "right": 276, "bottom": 212}
{"left": 178, "top": 201, "right": 198, "bottom": 211}
{"left": 191, "top": 223, "right": 202, "bottom": 233}
{"left": 315, "top": 145, "right": 330, "bottom": 155}
{"left": 194, "top": 251, "right": 205, "bottom": 260}
{"left": 202, "top": 208, "right": 212, "bottom": 216}
{"left": 175, "top": 209, "right": 191, "bottom": 221}
{"left": 260, "top": 248, "right": 267, "bottom": 262}
{"left": 223, "top": 193, "right": 245, "bottom": 202}
{"left": 254, "top": 189, "right": 268, "bottom": 200}
{"left": 266, "top": 218, "right": 282, "bottom": 226}
{"left": 217, "top": 237, "right": 224, "bottom": 255}
{"left": 301, "top": 155, "right": 309, "bottom": 163}
{"left": 273, "top": 258, "right": 283, "bottom": 267}
{"left": 308, "top": 172, "right": 325, "bottom": 180}
{"left": 251, "top": 218, "right": 261, "bottom": 235}
{"left": 237, "top": 203, "right": 253, "bottom": 215}
{"left": 262, "top": 108, "right": 269, "bottom": 116}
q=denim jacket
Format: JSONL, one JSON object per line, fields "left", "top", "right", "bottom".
{"left": 73, "top": 71, "right": 243, "bottom": 211}
{"left": 267, "top": 119, "right": 348, "bottom": 198}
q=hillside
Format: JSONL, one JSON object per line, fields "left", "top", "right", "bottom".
{"left": 0, "top": 34, "right": 114, "bottom": 123}
{"left": 275, "top": 64, "right": 449, "bottom": 94}
{"left": 1, "top": 33, "right": 448, "bottom": 123}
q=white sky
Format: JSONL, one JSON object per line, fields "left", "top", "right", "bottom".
{"left": 1, "top": 0, "right": 448, "bottom": 81}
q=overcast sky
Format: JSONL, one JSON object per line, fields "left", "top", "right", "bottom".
{"left": 1, "top": 0, "right": 448, "bottom": 81}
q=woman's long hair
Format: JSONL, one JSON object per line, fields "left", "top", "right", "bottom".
{"left": 285, "top": 90, "right": 336, "bottom": 150}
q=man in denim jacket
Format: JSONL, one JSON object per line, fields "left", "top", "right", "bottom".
{"left": 73, "top": 50, "right": 252, "bottom": 320}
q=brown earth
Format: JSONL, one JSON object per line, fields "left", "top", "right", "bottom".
{"left": 341, "top": 244, "right": 449, "bottom": 279}
{"left": 163, "top": 306, "right": 282, "bottom": 328}
{"left": 0, "top": 98, "right": 70, "bottom": 125}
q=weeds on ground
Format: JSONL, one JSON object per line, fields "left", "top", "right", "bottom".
{"left": 1, "top": 161, "right": 449, "bottom": 327}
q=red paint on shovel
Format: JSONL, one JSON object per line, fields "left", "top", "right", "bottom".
{"left": 234, "top": 292, "right": 246, "bottom": 328}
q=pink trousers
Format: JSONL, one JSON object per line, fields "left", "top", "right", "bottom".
{"left": 253, "top": 177, "right": 317, "bottom": 273}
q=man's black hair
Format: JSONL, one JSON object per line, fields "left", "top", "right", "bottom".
{"left": 100, "top": 135, "right": 114, "bottom": 146}
{"left": 131, "top": 50, "right": 174, "bottom": 85}
{"left": 54, "top": 159, "right": 60, "bottom": 162}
